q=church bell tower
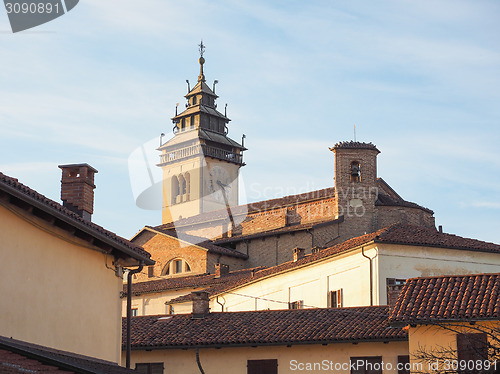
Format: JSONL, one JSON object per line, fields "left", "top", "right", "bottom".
{"left": 158, "top": 43, "right": 246, "bottom": 224}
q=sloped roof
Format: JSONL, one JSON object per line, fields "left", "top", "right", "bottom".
{"left": 145, "top": 226, "right": 248, "bottom": 259}
{"left": 122, "top": 267, "right": 264, "bottom": 297}
{"left": 390, "top": 273, "right": 500, "bottom": 324}
{"left": 0, "top": 172, "right": 153, "bottom": 265}
{"left": 168, "top": 224, "right": 500, "bottom": 304}
{"left": 213, "top": 217, "right": 342, "bottom": 245}
{"left": 124, "top": 306, "right": 406, "bottom": 349}
{"left": 0, "top": 336, "right": 134, "bottom": 374}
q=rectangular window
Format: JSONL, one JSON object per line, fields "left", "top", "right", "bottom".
{"left": 131, "top": 308, "right": 138, "bottom": 317}
{"left": 148, "top": 266, "right": 154, "bottom": 278}
{"left": 247, "top": 359, "right": 277, "bottom": 374}
{"left": 350, "top": 356, "right": 382, "bottom": 374}
{"left": 397, "top": 355, "right": 410, "bottom": 374}
{"left": 289, "top": 300, "right": 304, "bottom": 309}
{"left": 135, "top": 363, "right": 164, "bottom": 374}
{"left": 457, "top": 333, "right": 488, "bottom": 373}
{"left": 328, "top": 289, "right": 343, "bottom": 308}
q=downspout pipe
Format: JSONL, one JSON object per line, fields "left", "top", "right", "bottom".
{"left": 126, "top": 262, "right": 144, "bottom": 369}
{"left": 361, "top": 247, "right": 374, "bottom": 306}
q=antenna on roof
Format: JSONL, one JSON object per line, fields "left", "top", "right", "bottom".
{"left": 225, "top": 103, "right": 227, "bottom": 117}
{"left": 354, "top": 124, "right": 357, "bottom": 142}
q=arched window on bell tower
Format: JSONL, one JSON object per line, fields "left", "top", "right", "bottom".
{"left": 185, "top": 172, "right": 191, "bottom": 201}
{"left": 179, "top": 174, "right": 186, "bottom": 200}
{"left": 350, "top": 161, "right": 361, "bottom": 182}
{"left": 171, "top": 176, "right": 180, "bottom": 204}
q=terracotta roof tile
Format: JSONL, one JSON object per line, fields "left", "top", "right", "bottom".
{"left": 146, "top": 227, "right": 247, "bottom": 259}
{"left": 213, "top": 217, "right": 342, "bottom": 245}
{"left": 330, "top": 141, "right": 380, "bottom": 152}
{"left": 123, "top": 267, "right": 265, "bottom": 296}
{"left": 0, "top": 336, "right": 134, "bottom": 374}
{"left": 169, "top": 224, "right": 500, "bottom": 304}
{"left": 390, "top": 274, "right": 500, "bottom": 324}
{"left": 376, "top": 193, "right": 433, "bottom": 214}
{"left": 124, "top": 307, "right": 406, "bottom": 349}
{"left": 0, "top": 172, "right": 153, "bottom": 265}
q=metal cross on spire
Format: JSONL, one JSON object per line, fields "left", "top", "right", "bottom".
{"left": 198, "top": 40, "right": 205, "bottom": 58}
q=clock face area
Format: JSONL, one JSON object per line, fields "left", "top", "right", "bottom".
{"left": 205, "top": 164, "right": 234, "bottom": 203}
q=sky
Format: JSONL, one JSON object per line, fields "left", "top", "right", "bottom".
{"left": 1, "top": 0, "right": 499, "bottom": 243}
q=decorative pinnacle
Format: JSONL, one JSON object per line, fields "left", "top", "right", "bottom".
{"left": 198, "top": 40, "right": 206, "bottom": 82}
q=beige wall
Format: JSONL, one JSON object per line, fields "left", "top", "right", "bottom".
{"left": 124, "top": 341, "right": 409, "bottom": 374}
{"left": 377, "top": 244, "right": 500, "bottom": 305}
{"left": 0, "top": 204, "right": 123, "bottom": 363}
{"left": 408, "top": 321, "right": 500, "bottom": 373}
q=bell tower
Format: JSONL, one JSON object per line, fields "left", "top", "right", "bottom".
{"left": 158, "top": 43, "right": 246, "bottom": 224}
{"left": 330, "top": 141, "right": 380, "bottom": 235}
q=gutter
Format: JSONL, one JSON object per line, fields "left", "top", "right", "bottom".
{"left": 361, "top": 246, "right": 375, "bottom": 306}
{"left": 126, "top": 263, "right": 144, "bottom": 369}
{"left": 126, "top": 336, "right": 409, "bottom": 351}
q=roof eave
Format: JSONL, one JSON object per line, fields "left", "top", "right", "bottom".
{"left": 0, "top": 182, "right": 154, "bottom": 266}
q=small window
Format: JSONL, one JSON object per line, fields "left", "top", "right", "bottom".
{"left": 148, "top": 266, "right": 154, "bottom": 278}
{"left": 350, "top": 356, "right": 382, "bottom": 374}
{"left": 350, "top": 161, "right": 361, "bottom": 182}
{"left": 135, "top": 362, "right": 164, "bottom": 374}
{"left": 289, "top": 300, "right": 304, "bottom": 310}
{"left": 247, "top": 359, "right": 277, "bottom": 374}
{"left": 397, "top": 355, "right": 410, "bottom": 374}
{"left": 328, "top": 289, "right": 343, "bottom": 308}
{"left": 457, "top": 333, "right": 488, "bottom": 373}
{"left": 131, "top": 308, "right": 138, "bottom": 317}
{"left": 162, "top": 258, "right": 192, "bottom": 276}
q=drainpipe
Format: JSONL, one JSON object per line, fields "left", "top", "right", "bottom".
{"left": 361, "top": 247, "right": 374, "bottom": 306}
{"left": 126, "top": 262, "right": 144, "bottom": 369}
{"left": 196, "top": 347, "right": 206, "bottom": 374}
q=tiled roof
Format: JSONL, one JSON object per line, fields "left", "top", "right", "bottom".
{"left": 213, "top": 217, "right": 342, "bottom": 245}
{"left": 390, "top": 274, "right": 500, "bottom": 324}
{"left": 374, "top": 224, "right": 500, "bottom": 253}
{"left": 169, "top": 224, "right": 500, "bottom": 304}
{"left": 146, "top": 227, "right": 247, "bottom": 259}
{"left": 124, "top": 306, "right": 406, "bottom": 349}
{"left": 154, "top": 187, "right": 336, "bottom": 230}
{"left": 0, "top": 336, "right": 134, "bottom": 374}
{"left": 330, "top": 141, "right": 380, "bottom": 152}
{"left": 376, "top": 193, "right": 434, "bottom": 214}
{"left": 0, "top": 172, "right": 153, "bottom": 265}
{"left": 122, "top": 267, "right": 264, "bottom": 297}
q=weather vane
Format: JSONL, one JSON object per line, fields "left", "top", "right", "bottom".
{"left": 198, "top": 40, "right": 205, "bottom": 58}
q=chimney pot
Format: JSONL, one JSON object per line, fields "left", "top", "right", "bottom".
{"left": 293, "top": 247, "right": 305, "bottom": 262}
{"left": 191, "top": 291, "right": 210, "bottom": 319}
{"left": 214, "top": 263, "right": 229, "bottom": 278}
{"left": 438, "top": 225, "right": 443, "bottom": 233}
{"left": 311, "top": 246, "right": 321, "bottom": 255}
{"left": 58, "top": 164, "right": 98, "bottom": 221}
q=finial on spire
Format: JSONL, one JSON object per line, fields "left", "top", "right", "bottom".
{"left": 198, "top": 40, "right": 205, "bottom": 58}
{"left": 197, "top": 40, "right": 206, "bottom": 82}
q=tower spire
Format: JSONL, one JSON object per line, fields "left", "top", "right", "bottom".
{"left": 198, "top": 40, "right": 206, "bottom": 82}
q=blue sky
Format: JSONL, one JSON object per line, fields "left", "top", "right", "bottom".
{"left": 1, "top": 0, "right": 499, "bottom": 243}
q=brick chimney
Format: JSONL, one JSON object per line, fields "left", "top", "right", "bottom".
{"left": 191, "top": 291, "right": 210, "bottom": 319}
{"left": 58, "top": 164, "right": 98, "bottom": 221}
{"left": 214, "top": 263, "right": 229, "bottom": 278}
{"left": 293, "top": 247, "right": 305, "bottom": 262}
{"left": 387, "top": 284, "right": 405, "bottom": 311}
